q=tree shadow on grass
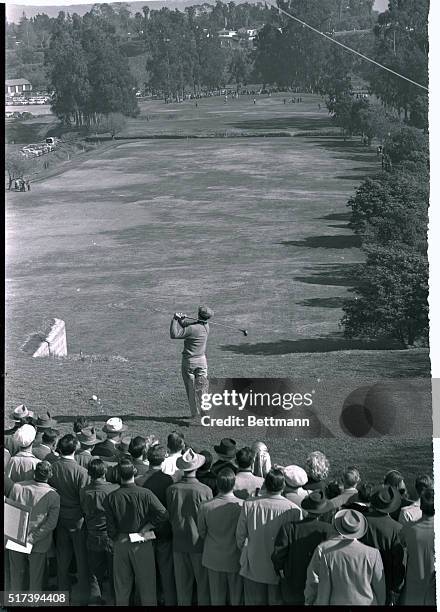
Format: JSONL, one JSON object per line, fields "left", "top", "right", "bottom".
{"left": 319, "top": 212, "right": 352, "bottom": 222}
{"left": 335, "top": 174, "right": 376, "bottom": 182}
{"left": 295, "top": 263, "right": 361, "bottom": 287}
{"left": 229, "top": 116, "right": 330, "bottom": 131}
{"left": 282, "top": 235, "right": 361, "bottom": 249}
{"left": 298, "top": 297, "right": 346, "bottom": 308}
{"left": 220, "top": 337, "right": 402, "bottom": 356}
{"left": 53, "top": 414, "right": 192, "bottom": 428}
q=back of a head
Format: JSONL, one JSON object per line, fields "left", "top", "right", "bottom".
{"left": 42, "top": 428, "right": 58, "bottom": 447}
{"left": 383, "top": 469, "right": 403, "bottom": 488}
{"left": 343, "top": 466, "right": 361, "bottom": 488}
{"left": 119, "top": 457, "right": 136, "bottom": 482}
{"left": 167, "top": 431, "right": 185, "bottom": 454}
{"left": 236, "top": 447, "right": 253, "bottom": 470}
{"left": 420, "top": 487, "right": 434, "bottom": 516}
{"left": 415, "top": 474, "right": 433, "bottom": 497}
{"left": 57, "top": 434, "right": 78, "bottom": 456}
{"left": 217, "top": 467, "right": 236, "bottom": 493}
{"left": 306, "top": 451, "right": 330, "bottom": 482}
{"left": 199, "top": 450, "right": 213, "bottom": 471}
{"left": 357, "top": 482, "right": 374, "bottom": 503}
{"left": 129, "top": 436, "right": 146, "bottom": 460}
{"left": 88, "top": 458, "right": 107, "bottom": 480}
{"left": 265, "top": 468, "right": 285, "bottom": 494}
{"left": 326, "top": 479, "right": 344, "bottom": 500}
{"left": 147, "top": 444, "right": 167, "bottom": 467}
{"left": 34, "top": 460, "right": 53, "bottom": 482}
{"left": 73, "top": 416, "right": 89, "bottom": 434}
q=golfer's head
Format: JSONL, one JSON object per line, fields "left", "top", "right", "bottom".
{"left": 198, "top": 305, "right": 213, "bottom": 321}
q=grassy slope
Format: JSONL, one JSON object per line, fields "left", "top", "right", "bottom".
{"left": 5, "top": 93, "right": 432, "bottom": 491}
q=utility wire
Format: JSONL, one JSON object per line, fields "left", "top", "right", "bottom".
{"left": 269, "top": 3, "right": 429, "bottom": 92}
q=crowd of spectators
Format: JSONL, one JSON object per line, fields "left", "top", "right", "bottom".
{"left": 3, "top": 404, "right": 435, "bottom": 606}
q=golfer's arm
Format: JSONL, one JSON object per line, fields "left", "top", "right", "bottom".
{"left": 170, "top": 318, "right": 190, "bottom": 339}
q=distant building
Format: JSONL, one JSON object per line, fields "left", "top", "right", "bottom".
{"left": 5, "top": 78, "right": 32, "bottom": 95}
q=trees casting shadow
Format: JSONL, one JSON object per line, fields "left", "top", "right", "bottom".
{"left": 220, "top": 337, "right": 402, "bottom": 355}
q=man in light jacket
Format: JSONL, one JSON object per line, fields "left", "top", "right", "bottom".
{"left": 8, "top": 461, "right": 60, "bottom": 591}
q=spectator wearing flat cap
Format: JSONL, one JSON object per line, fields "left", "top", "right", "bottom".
{"left": 48, "top": 434, "right": 90, "bottom": 605}
{"left": 305, "top": 509, "right": 386, "bottom": 605}
{"left": 212, "top": 438, "right": 238, "bottom": 476}
{"left": 80, "top": 458, "right": 119, "bottom": 604}
{"left": 198, "top": 468, "right": 244, "bottom": 605}
{"left": 167, "top": 448, "right": 213, "bottom": 605}
{"left": 272, "top": 490, "right": 335, "bottom": 604}
{"left": 33, "top": 428, "right": 60, "bottom": 463}
{"left": 75, "top": 427, "right": 98, "bottom": 469}
{"left": 5, "top": 425, "right": 40, "bottom": 483}
{"left": 5, "top": 405, "right": 35, "bottom": 456}
{"left": 170, "top": 305, "right": 213, "bottom": 417}
{"left": 400, "top": 487, "right": 436, "bottom": 605}
{"left": 8, "top": 461, "right": 60, "bottom": 591}
{"left": 92, "top": 418, "right": 127, "bottom": 460}
{"left": 233, "top": 447, "right": 264, "bottom": 500}
{"left": 360, "top": 485, "right": 405, "bottom": 604}
{"left": 103, "top": 458, "right": 169, "bottom": 606}
{"left": 34, "top": 412, "right": 58, "bottom": 447}
{"left": 282, "top": 465, "right": 309, "bottom": 507}
{"left": 236, "top": 468, "right": 302, "bottom": 605}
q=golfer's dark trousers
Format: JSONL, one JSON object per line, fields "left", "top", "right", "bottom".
{"left": 113, "top": 535, "right": 157, "bottom": 606}
{"left": 55, "top": 519, "right": 90, "bottom": 604}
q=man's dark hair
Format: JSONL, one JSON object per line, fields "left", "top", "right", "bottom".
{"left": 236, "top": 447, "right": 253, "bottom": 470}
{"left": 42, "top": 428, "right": 59, "bottom": 446}
{"left": 358, "top": 482, "right": 374, "bottom": 503}
{"left": 384, "top": 469, "right": 404, "bottom": 488}
{"left": 88, "top": 458, "right": 107, "bottom": 480}
{"left": 119, "top": 458, "right": 136, "bottom": 481}
{"left": 415, "top": 474, "right": 433, "bottom": 496}
{"left": 420, "top": 487, "right": 435, "bottom": 516}
{"left": 147, "top": 444, "right": 167, "bottom": 466}
{"left": 326, "top": 479, "right": 344, "bottom": 499}
{"left": 343, "top": 466, "right": 361, "bottom": 488}
{"left": 167, "top": 432, "right": 185, "bottom": 454}
{"left": 58, "top": 434, "right": 78, "bottom": 456}
{"left": 21, "top": 416, "right": 36, "bottom": 426}
{"left": 73, "top": 416, "right": 89, "bottom": 433}
{"left": 34, "top": 460, "right": 52, "bottom": 482}
{"left": 129, "top": 436, "right": 146, "bottom": 460}
{"left": 199, "top": 450, "right": 213, "bottom": 471}
{"left": 265, "top": 468, "right": 285, "bottom": 493}
{"left": 217, "top": 467, "right": 236, "bottom": 493}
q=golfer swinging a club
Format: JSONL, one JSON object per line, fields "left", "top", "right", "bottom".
{"left": 170, "top": 305, "right": 213, "bottom": 418}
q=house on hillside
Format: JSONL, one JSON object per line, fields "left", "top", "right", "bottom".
{"left": 5, "top": 78, "right": 32, "bottom": 96}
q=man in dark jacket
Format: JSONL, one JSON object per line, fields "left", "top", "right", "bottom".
{"left": 92, "top": 418, "right": 127, "bottom": 460}
{"left": 272, "top": 490, "right": 335, "bottom": 604}
{"left": 104, "top": 458, "right": 168, "bottom": 606}
{"left": 170, "top": 306, "right": 213, "bottom": 417}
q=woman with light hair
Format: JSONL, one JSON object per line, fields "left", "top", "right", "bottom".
{"left": 305, "top": 451, "right": 330, "bottom": 492}
{"left": 251, "top": 442, "right": 272, "bottom": 478}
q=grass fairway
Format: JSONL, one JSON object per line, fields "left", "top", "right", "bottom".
{"left": 5, "top": 93, "right": 432, "bottom": 490}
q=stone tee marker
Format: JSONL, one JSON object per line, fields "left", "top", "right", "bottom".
{"left": 21, "top": 318, "right": 68, "bottom": 357}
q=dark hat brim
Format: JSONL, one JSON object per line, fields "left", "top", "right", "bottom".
{"left": 214, "top": 445, "right": 237, "bottom": 457}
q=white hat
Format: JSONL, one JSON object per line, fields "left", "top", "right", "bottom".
{"left": 10, "top": 404, "right": 34, "bottom": 421}
{"left": 102, "top": 417, "right": 127, "bottom": 434}
{"left": 13, "top": 424, "right": 37, "bottom": 447}
{"left": 284, "top": 465, "right": 308, "bottom": 488}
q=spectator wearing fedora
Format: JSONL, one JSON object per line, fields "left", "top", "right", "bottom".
{"left": 400, "top": 487, "right": 435, "bottom": 605}
{"left": 361, "top": 485, "right": 405, "bottom": 604}
{"left": 34, "top": 412, "right": 58, "bottom": 446}
{"left": 305, "top": 509, "right": 386, "bottom": 605}
{"left": 167, "top": 448, "right": 213, "bottom": 605}
{"left": 236, "top": 469, "right": 302, "bottom": 605}
{"left": 5, "top": 425, "right": 40, "bottom": 483}
{"left": 233, "top": 447, "right": 264, "bottom": 500}
{"left": 48, "top": 434, "right": 90, "bottom": 605}
{"left": 80, "top": 458, "right": 119, "bottom": 604}
{"left": 138, "top": 445, "right": 177, "bottom": 606}
{"left": 8, "top": 461, "right": 60, "bottom": 591}
{"left": 75, "top": 427, "right": 98, "bottom": 469}
{"left": 103, "top": 458, "right": 168, "bottom": 606}
{"left": 272, "top": 490, "right": 335, "bottom": 604}
{"left": 283, "top": 465, "right": 309, "bottom": 507}
{"left": 92, "top": 418, "right": 127, "bottom": 460}
{"left": 5, "top": 405, "right": 35, "bottom": 456}
{"left": 196, "top": 450, "right": 218, "bottom": 495}
{"left": 399, "top": 474, "right": 433, "bottom": 525}
{"left": 212, "top": 438, "right": 238, "bottom": 476}
{"left": 170, "top": 305, "right": 213, "bottom": 417}
{"left": 198, "top": 468, "right": 244, "bottom": 605}
{"left": 33, "top": 428, "right": 60, "bottom": 462}
{"left": 162, "top": 431, "right": 185, "bottom": 480}
{"left": 383, "top": 470, "right": 413, "bottom": 521}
